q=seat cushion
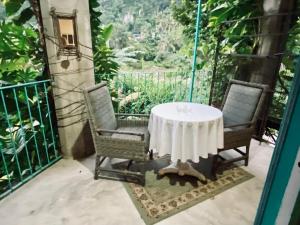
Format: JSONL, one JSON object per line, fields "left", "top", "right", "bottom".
{"left": 223, "top": 83, "right": 262, "bottom": 127}
{"left": 112, "top": 126, "right": 150, "bottom": 144}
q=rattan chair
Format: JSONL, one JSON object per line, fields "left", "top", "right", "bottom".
{"left": 84, "top": 82, "right": 150, "bottom": 185}
{"left": 215, "top": 79, "right": 269, "bottom": 170}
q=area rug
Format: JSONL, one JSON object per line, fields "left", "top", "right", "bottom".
{"left": 123, "top": 162, "right": 254, "bottom": 225}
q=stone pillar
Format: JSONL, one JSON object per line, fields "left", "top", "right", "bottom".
{"left": 40, "top": 0, "right": 95, "bottom": 158}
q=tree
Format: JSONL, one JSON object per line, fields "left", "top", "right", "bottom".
{"left": 0, "top": 0, "right": 44, "bottom": 84}
{"left": 172, "top": 0, "right": 298, "bottom": 87}
{"left": 172, "top": 0, "right": 299, "bottom": 136}
{"left": 89, "top": 0, "right": 119, "bottom": 82}
{"left": 245, "top": 0, "right": 297, "bottom": 89}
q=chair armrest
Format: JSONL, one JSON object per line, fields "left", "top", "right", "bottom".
{"left": 224, "top": 121, "right": 253, "bottom": 129}
{"left": 96, "top": 128, "right": 145, "bottom": 140}
{"left": 115, "top": 113, "right": 150, "bottom": 118}
{"left": 117, "top": 118, "right": 148, "bottom": 127}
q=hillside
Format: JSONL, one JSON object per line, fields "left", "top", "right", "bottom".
{"left": 99, "top": 0, "right": 191, "bottom": 71}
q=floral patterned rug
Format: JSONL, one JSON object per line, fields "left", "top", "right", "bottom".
{"left": 123, "top": 160, "right": 254, "bottom": 225}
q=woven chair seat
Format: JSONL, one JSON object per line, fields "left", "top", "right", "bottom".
{"left": 113, "top": 126, "right": 150, "bottom": 143}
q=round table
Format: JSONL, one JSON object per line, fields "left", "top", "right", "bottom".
{"left": 148, "top": 102, "right": 224, "bottom": 180}
{"left": 149, "top": 102, "right": 224, "bottom": 162}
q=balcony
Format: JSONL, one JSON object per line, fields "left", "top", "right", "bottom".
{"left": 0, "top": 73, "right": 276, "bottom": 225}
{"left": 0, "top": 140, "right": 273, "bottom": 225}
{"left": 0, "top": 0, "right": 299, "bottom": 223}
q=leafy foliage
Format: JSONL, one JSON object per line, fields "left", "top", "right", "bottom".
{"left": 0, "top": 0, "right": 43, "bottom": 84}
{"left": 0, "top": 1, "right": 58, "bottom": 196}
{"left": 172, "top": 0, "right": 299, "bottom": 121}
{"left": 89, "top": 0, "right": 119, "bottom": 82}
{"left": 172, "top": 0, "right": 261, "bottom": 66}
{"left": 0, "top": 21, "right": 44, "bottom": 83}
{"left": 113, "top": 72, "right": 190, "bottom": 114}
{"left": 110, "top": 70, "right": 212, "bottom": 114}
{"left": 270, "top": 18, "right": 300, "bottom": 119}
{"left": 0, "top": 82, "right": 59, "bottom": 195}
{"left": 100, "top": 0, "right": 190, "bottom": 71}
{"left": 3, "top": 0, "right": 25, "bottom": 17}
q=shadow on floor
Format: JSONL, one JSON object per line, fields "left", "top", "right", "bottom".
{"left": 78, "top": 154, "right": 222, "bottom": 187}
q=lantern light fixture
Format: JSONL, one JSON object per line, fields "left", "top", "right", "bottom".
{"left": 50, "top": 8, "right": 81, "bottom": 59}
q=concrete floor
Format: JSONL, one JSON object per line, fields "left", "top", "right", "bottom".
{"left": 0, "top": 140, "right": 273, "bottom": 225}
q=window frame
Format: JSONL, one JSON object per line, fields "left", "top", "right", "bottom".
{"left": 50, "top": 8, "right": 80, "bottom": 58}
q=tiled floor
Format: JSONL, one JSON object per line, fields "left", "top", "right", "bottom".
{"left": 0, "top": 140, "right": 273, "bottom": 225}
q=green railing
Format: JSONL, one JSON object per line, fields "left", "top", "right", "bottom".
{"left": 0, "top": 80, "right": 60, "bottom": 199}
{"left": 109, "top": 70, "right": 211, "bottom": 114}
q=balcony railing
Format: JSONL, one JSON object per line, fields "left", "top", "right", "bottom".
{"left": 0, "top": 80, "right": 60, "bottom": 199}
{"left": 109, "top": 71, "right": 211, "bottom": 114}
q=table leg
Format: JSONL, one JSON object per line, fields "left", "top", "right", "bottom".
{"left": 159, "top": 160, "right": 207, "bottom": 182}
{"left": 177, "top": 161, "right": 207, "bottom": 182}
{"left": 158, "top": 161, "right": 179, "bottom": 175}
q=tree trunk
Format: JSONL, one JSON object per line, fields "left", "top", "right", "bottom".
{"left": 29, "top": 0, "right": 51, "bottom": 78}
{"left": 249, "top": 0, "right": 296, "bottom": 89}
{"left": 237, "top": 0, "right": 297, "bottom": 138}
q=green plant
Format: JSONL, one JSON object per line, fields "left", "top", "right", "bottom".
{"left": 0, "top": 1, "right": 60, "bottom": 194}
{"left": 1, "top": 127, "right": 31, "bottom": 155}
{"left": 99, "top": 0, "right": 188, "bottom": 71}
{"left": 89, "top": 0, "right": 119, "bottom": 82}
{"left": 112, "top": 72, "right": 193, "bottom": 114}
{"left": 0, "top": 1, "right": 44, "bottom": 84}
{"left": 0, "top": 82, "right": 59, "bottom": 196}
{"left": 172, "top": 0, "right": 299, "bottom": 122}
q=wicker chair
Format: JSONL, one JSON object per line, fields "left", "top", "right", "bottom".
{"left": 215, "top": 79, "right": 269, "bottom": 171}
{"left": 84, "top": 82, "right": 150, "bottom": 185}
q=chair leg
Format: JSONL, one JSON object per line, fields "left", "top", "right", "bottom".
{"left": 94, "top": 156, "right": 146, "bottom": 185}
{"left": 245, "top": 145, "right": 250, "bottom": 166}
{"left": 149, "top": 149, "right": 154, "bottom": 160}
{"left": 211, "top": 154, "right": 218, "bottom": 180}
{"left": 95, "top": 155, "right": 107, "bottom": 179}
{"left": 140, "top": 164, "right": 146, "bottom": 186}
{"left": 94, "top": 155, "right": 100, "bottom": 179}
{"left": 127, "top": 160, "right": 133, "bottom": 170}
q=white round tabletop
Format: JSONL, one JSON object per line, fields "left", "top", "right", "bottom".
{"left": 151, "top": 102, "right": 222, "bottom": 122}
{"left": 148, "top": 102, "right": 224, "bottom": 162}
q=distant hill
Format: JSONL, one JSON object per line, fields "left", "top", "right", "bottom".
{"left": 99, "top": 0, "right": 190, "bottom": 70}
{"left": 100, "top": 0, "right": 170, "bottom": 26}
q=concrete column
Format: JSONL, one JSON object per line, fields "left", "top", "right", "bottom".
{"left": 40, "top": 0, "right": 95, "bottom": 158}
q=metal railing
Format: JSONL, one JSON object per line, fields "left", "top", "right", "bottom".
{"left": 109, "top": 70, "right": 211, "bottom": 114}
{"left": 0, "top": 80, "right": 60, "bottom": 199}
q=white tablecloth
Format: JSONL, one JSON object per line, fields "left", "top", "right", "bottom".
{"left": 148, "top": 102, "right": 224, "bottom": 163}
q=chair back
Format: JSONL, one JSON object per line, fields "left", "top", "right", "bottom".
{"left": 221, "top": 79, "right": 268, "bottom": 127}
{"left": 84, "top": 82, "right": 117, "bottom": 131}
